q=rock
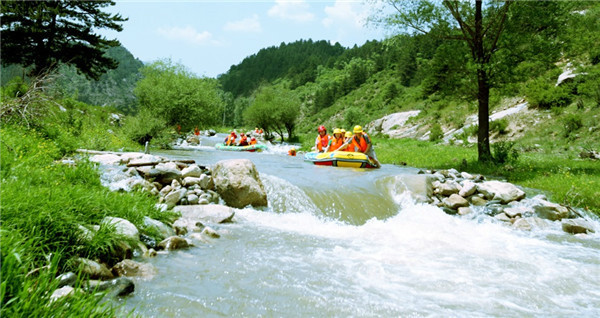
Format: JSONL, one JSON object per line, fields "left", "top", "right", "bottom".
{"left": 532, "top": 199, "right": 570, "bottom": 221}
{"left": 153, "top": 162, "right": 182, "bottom": 185}
{"left": 470, "top": 196, "right": 488, "bottom": 206}
{"left": 494, "top": 213, "right": 511, "bottom": 222}
{"left": 56, "top": 272, "right": 77, "bottom": 288}
{"left": 513, "top": 217, "right": 547, "bottom": 231}
{"left": 171, "top": 179, "right": 182, "bottom": 189}
{"left": 187, "top": 135, "right": 200, "bottom": 145}
{"left": 435, "top": 180, "right": 461, "bottom": 196}
{"left": 87, "top": 277, "right": 135, "bottom": 297}
{"left": 111, "top": 259, "right": 156, "bottom": 278}
{"left": 459, "top": 180, "right": 477, "bottom": 197}
{"left": 181, "top": 164, "right": 203, "bottom": 178}
{"left": 476, "top": 181, "right": 525, "bottom": 204}
{"left": 159, "top": 185, "right": 173, "bottom": 197}
{"left": 442, "top": 194, "right": 469, "bottom": 210}
{"left": 90, "top": 154, "right": 122, "bottom": 166}
{"left": 460, "top": 171, "right": 474, "bottom": 179}
{"left": 457, "top": 207, "right": 473, "bottom": 216}
{"left": 165, "top": 188, "right": 187, "bottom": 209}
{"left": 188, "top": 194, "right": 199, "bottom": 204}
{"left": 174, "top": 204, "right": 236, "bottom": 226}
{"left": 183, "top": 177, "right": 202, "bottom": 187}
{"left": 503, "top": 206, "right": 529, "bottom": 218}
{"left": 74, "top": 258, "right": 114, "bottom": 280}
{"left": 201, "top": 226, "right": 220, "bottom": 238}
{"left": 127, "top": 178, "right": 156, "bottom": 193}
{"left": 157, "top": 236, "right": 190, "bottom": 250}
{"left": 199, "top": 174, "right": 214, "bottom": 190}
{"left": 143, "top": 216, "right": 175, "bottom": 240}
{"left": 101, "top": 217, "right": 139, "bottom": 240}
{"left": 50, "top": 286, "right": 75, "bottom": 301}
{"left": 212, "top": 159, "right": 267, "bottom": 208}
{"left": 561, "top": 219, "right": 595, "bottom": 234}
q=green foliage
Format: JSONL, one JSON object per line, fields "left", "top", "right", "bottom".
{"left": 122, "top": 109, "right": 171, "bottom": 146}
{"left": 243, "top": 84, "right": 300, "bottom": 141}
{"left": 1, "top": 76, "right": 28, "bottom": 98}
{"left": 134, "top": 59, "right": 224, "bottom": 130}
{"left": 429, "top": 123, "right": 443, "bottom": 142}
{"left": 562, "top": 113, "right": 583, "bottom": 138}
{"left": 344, "top": 107, "right": 361, "bottom": 128}
{"left": 490, "top": 119, "right": 509, "bottom": 134}
{"left": 0, "top": 1, "right": 126, "bottom": 80}
{"left": 492, "top": 141, "right": 520, "bottom": 164}
{"left": 219, "top": 39, "right": 346, "bottom": 97}
{"left": 0, "top": 230, "right": 126, "bottom": 317}
{"left": 525, "top": 77, "right": 572, "bottom": 109}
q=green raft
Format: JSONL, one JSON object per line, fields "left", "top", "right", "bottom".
{"left": 215, "top": 143, "right": 267, "bottom": 152}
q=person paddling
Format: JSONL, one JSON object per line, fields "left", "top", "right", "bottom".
{"left": 238, "top": 133, "right": 249, "bottom": 146}
{"left": 329, "top": 128, "right": 344, "bottom": 152}
{"left": 338, "top": 125, "right": 381, "bottom": 168}
{"left": 225, "top": 131, "right": 237, "bottom": 146}
{"left": 314, "top": 125, "right": 332, "bottom": 153}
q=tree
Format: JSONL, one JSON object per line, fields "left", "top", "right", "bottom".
{"left": 374, "top": 0, "right": 513, "bottom": 162}
{"left": 1, "top": 0, "right": 126, "bottom": 80}
{"left": 134, "top": 60, "right": 223, "bottom": 130}
{"left": 244, "top": 85, "right": 300, "bottom": 141}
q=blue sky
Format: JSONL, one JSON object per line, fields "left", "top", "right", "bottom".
{"left": 101, "top": 0, "right": 391, "bottom": 78}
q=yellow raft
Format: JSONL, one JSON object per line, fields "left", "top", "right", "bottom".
{"left": 303, "top": 151, "right": 377, "bottom": 168}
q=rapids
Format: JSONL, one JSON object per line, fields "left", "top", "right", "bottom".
{"left": 118, "top": 135, "right": 600, "bottom": 317}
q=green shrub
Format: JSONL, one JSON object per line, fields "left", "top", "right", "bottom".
{"left": 122, "top": 110, "right": 171, "bottom": 146}
{"left": 490, "top": 119, "right": 509, "bottom": 134}
{"left": 429, "top": 123, "right": 443, "bottom": 142}
{"left": 563, "top": 113, "right": 583, "bottom": 137}
{"left": 492, "top": 141, "right": 519, "bottom": 164}
{"left": 344, "top": 107, "right": 361, "bottom": 128}
{"left": 525, "top": 78, "right": 572, "bottom": 109}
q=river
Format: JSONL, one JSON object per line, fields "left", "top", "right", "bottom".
{"left": 118, "top": 134, "right": 600, "bottom": 317}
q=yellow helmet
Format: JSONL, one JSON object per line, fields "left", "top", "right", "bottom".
{"left": 340, "top": 129, "right": 346, "bottom": 134}
{"left": 333, "top": 128, "right": 342, "bottom": 134}
{"left": 345, "top": 131, "right": 352, "bottom": 138}
{"left": 353, "top": 125, "right": 363, "bottom": 134}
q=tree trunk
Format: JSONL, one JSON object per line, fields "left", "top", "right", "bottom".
{"left": 474, "top": 1, "right": 492, "bottom": 162}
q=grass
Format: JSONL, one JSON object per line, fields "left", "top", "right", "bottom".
{"left": 373, "top": 137, "right": 600, "bottom": 216}
{"left": 1, "top": 120, "right": 176, "bottom": 315}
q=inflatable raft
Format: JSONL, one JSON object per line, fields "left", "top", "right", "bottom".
{"left": 215, "top": 143, "right": 267, "bottom": 152}
{"left": 304, "top": 151, "right": 377, "bottom": 168}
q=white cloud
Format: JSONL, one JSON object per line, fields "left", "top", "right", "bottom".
{"left": 157, "top": 26, "right": 220, "bottom": 45}
{"left": 224, "top": 14, "right": 262, "bottom": 33}
{"left": 268, "top": 0, "right": 314, "bottom": 23}
{"left": 322, "top": 1, "right": 366, "bottom": 29}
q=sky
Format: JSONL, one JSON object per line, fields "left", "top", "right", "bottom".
{"left": 100, "top": 0, "right": 392, "bottom": 78}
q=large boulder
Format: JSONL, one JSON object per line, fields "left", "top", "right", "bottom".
{"left": 143, "top": 217, "right": 175, "bottom": 240}
{"left": 101, "top": 217, "right": 139, "bottom": 240}
{"left": 174, "top": 204, "right": 235, "bottom": 225}
{"left": 111, "top": 259, "right": 156, "bottom": 278}
{"left": 212, "top": 159, "right": 267, "bottom": 208}
{"left": 90, "top": 154, "right": 122, "bottom": 166}
{"left": 476, "top": 181, "right": 525, "bottom": 204}
{"left": 532, "top": 199, "right": 570, "bottom": 221}
{"left": 561, "top": 219, "right": 595, "bottom": 234}
{"left": 181, "top": 164, "right": 203, "bottom": 178}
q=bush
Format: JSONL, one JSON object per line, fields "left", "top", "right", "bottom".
{"left": 122, "top": 110, "right": 170, "bottom": 146}
{"left": 429, "top": 123, "right": 443, "bottom": 142}
{"left": 490, "top": 119, "right": 509, "bottom": 134}
{"left": 563, "top": 113, "right": 583, "bottom": 137}
{"left": 492, "top": 141, "right": 519, "bottom": 164}
{"left": 525, "top": 78, "right": 572, "bottom": 109}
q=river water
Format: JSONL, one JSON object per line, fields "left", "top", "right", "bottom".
{"left": 118, "top": 135, "right": 600, "bottom": 317}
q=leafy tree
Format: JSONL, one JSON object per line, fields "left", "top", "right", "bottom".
{"left": 134, "top": 60, "right": 223, "bottom": 130}
{"left": 1, "top": 0, "right": 126, "bottom": 80}
{"left": 373, "top": 0, "right": 515, "bottom": 162}
{"left": 244, "top": 85, "right": 300, "bottom": 141}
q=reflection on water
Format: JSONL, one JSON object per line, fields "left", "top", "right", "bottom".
{"left": 119, "top": 136, "right": 600, "bottom": 317}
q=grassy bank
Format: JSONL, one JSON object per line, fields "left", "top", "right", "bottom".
{"left": 374, "top": 137, "right": 600, "bottom": 216}
{"left": 0, "top": 104, "right": 176, "bottom": 315}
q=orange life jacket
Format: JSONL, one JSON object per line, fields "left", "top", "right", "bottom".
{"left": 250, "top": 139, "right": 257, "bottom": 145}
{"left": 316, "top": 134, "right": 331, "bottom": 152}
{"left": 351, "top": 133, "right": 370, "bottom": 153}
{"left": 226, "top": 135, "right": 236, "bottom": 146}
{"left": 329, "top": 137, "right": 344, "bottom": 152}
{"left": 238, "top": 136, "right": 248, "bottom": 146}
